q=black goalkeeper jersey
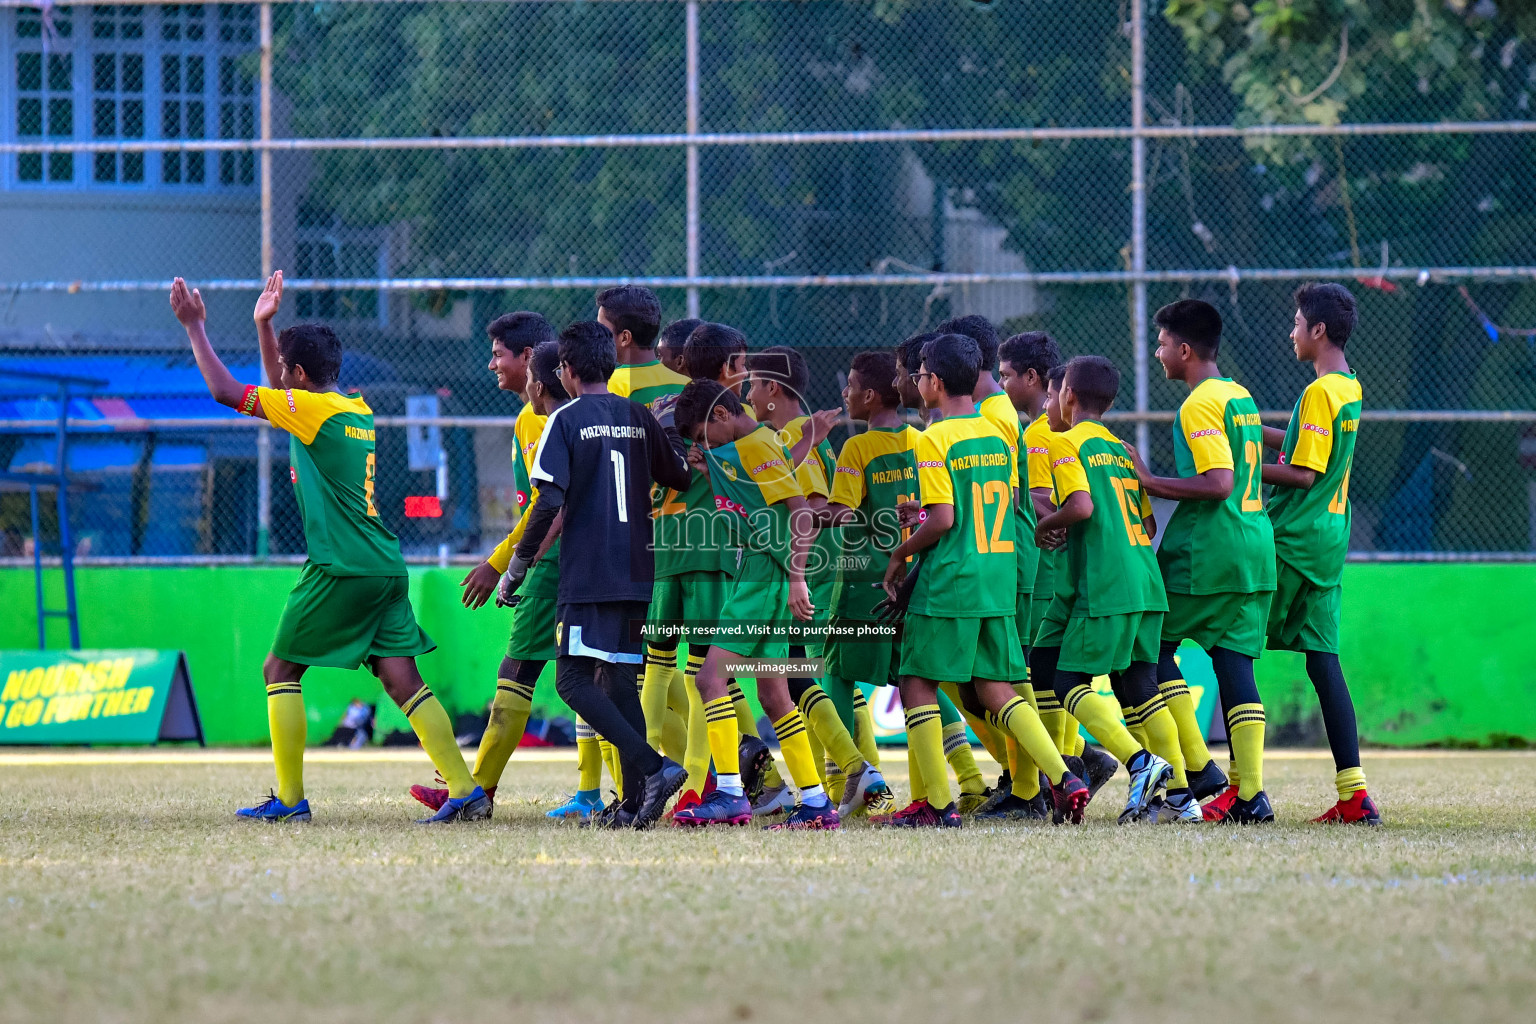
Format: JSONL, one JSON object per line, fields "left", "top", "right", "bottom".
{"left": 528, "top": 392, "right": 690, "bottom": 605}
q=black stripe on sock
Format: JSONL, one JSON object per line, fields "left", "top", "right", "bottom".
{"left": 401, "top": 688, "right": 434, "bottom": 717}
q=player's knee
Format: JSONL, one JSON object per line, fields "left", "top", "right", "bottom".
{"left": 262, "top": 654, "right": 301, "bottom": 687}
{"left": 501, "top": 657, "right": 543, "bottom": 687}
{"left": 957, "top": 685, "right": 987, "bottom": 721}
{"left": 1304, "top": 650, "right": 1344, "bottom": 692}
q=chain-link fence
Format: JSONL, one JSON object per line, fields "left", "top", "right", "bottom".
{"left": 2, "top": 0, "right": 1535, "bottom": 564}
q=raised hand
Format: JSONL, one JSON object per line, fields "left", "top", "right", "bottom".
{"left": 254, "top": 270, "right": 284, "bottom": 325}
{"left": 169, "top": 277, "right": 207, "bottom": 328}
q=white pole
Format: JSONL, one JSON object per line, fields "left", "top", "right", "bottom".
{"left": 1130, "top": 0, "right": 1149, "bottom": 454}
{"left": 685, "top": 1, "right": 701, "bottom": 318}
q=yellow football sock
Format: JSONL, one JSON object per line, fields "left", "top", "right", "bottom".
{"left": 825, "top": 757, "right": 846, "bottom": 805}
{"left": 702, "top": 694, "right": 740, "bottom": 776}
{"left": 575, "top": 719, "right": 603, "bottom": 792}
{"left": 1335, "top": 766, "right": 1367, "bottom": 799}
{"left": 805, "top": 719, "right": 828, "bottom": 787}
{"left": 1226, "top": 703, "right": 1266, "bottom": 800}
{"left": 1006, "top": 735, "right": 1042, "bottom": 799}
{"left": 641, "top": 645, "right": 675, "bottom": 750}
{"left": 600, "top": 738, "right": 622, "bottom": 799}
{"left": 1159, "top": 674, "right": 1214, "bottom": 771}
{"left": 1130, "top": 696, "right": 1186, "bottom": 790}
{"left": 942, "top": 721, "right": 986, "bottom": 795}
{"left": 664, "top": 663, "right": 690, "bottom": 761}
{"left": 906, "top": 744, "right": 927, "bottom": 804}
{"left": 682, "top": 657, "right": 712, "bottom": 794}
{"left": 772, "top": 710, "right": 823, "bottom": 792}
{"left": 995, "top": 695, "right": 1069, "bottom": 785}
{"left": 400, "top": 687, "right": 475, "bottom": 800}
{"left": 1006, "top": 684, "right": 1043, "bottom": 797}
{"left": 1035, "top": 684, "right": 1069, "bottom": 757}
{"left": 942, "top": 682, "right": 1006, "bottom": 767}
{"left": 904, "top": 704, "right": 951, "bottom": 809}
{"left": 265, "top": 681, "right": 306, "bottom": 807}
{"left": 1062, "top": 684, "right": 1143, "bottom": 766}
{"left": 799, "top": 684, "right": 864, "bottom": 776}
{"left": 851, "top": 689, "right": 881, "bottom": 768}
{"left": 728, "top": 679, "right": 758, "bottom": 736}
{"left": 1070, "top": 722, "right": 1086, "bottom": 757}
{"left": 731, "top": 679, "right": 784, "bottom": 788}
{"left": 471, "top": 678, "right": 533, "bottom": 791}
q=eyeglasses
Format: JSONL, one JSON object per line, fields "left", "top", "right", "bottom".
{"left": 909, "top": 372, "right": 935, "bottom": 384}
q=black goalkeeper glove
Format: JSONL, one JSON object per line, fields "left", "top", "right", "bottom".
{"left": 870, "top": 566, "right": 920, "bottom": 625}
{"left": 495, "top": 554, "right": 533, "bottom": 608}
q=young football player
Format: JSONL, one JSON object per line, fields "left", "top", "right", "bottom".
{"left": 1263, "top": 283, "right": 1378, "bottom": 825}
{"left": 173, "top": 271, "right": 487, "bottom": 824}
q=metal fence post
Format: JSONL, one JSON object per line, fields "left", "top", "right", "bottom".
{"left": 1130, "top": 0, "right": 1149, "bottom": 454}
{"left": 257, "top": 2, "right": 274, "bottom": 559}
{"left": 685, "top": 0, "right": 701, "bottom": 318}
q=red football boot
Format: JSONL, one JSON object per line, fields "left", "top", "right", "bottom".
{"left": 1201, "top": 783, "right": 1239, "bottom": 822}
{"left": 1312, "top": 789, "right": 1381, "bottom": 825}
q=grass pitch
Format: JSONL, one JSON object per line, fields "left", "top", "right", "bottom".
{"left": 1, "top": 749, "right": 1534, "bottom": 1024}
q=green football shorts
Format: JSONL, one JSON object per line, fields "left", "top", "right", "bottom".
{"left": 823, "top": 616, "right": 898, "bottom": 686}
{"left": 647, "top": 570, "right": 734, "bottom": 646}
{"left": 1266, "top": 559, "right": 1341, "bottom": 654}
{"left": 710, "top": 551, "right": 790, "bottom": 660}
{"left": 1015, "top": 591, "right": 1034, "bottom": 652}
{"left": 272, "top": 565, "right": 433, "bottom": 670}
{"left": 506, "top": 594, "right": 559, "bottom": 662}
{"left": 1058, "top": 610, "right": 1164, "bottom": 675}
{"left": 1163, "top": 590, "right": 1273, "bottom": 659}
{"left": 899, "top": 613, "right": 1027, "bottom": 684}
{"left": 1031, "top": 591, "right": 1072, "bottom": 649}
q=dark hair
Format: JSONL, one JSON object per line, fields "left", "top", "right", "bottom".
{"left": 998, "top": 331, "right": 1062, "bottom": 380}
{"left": 895, "top": 330, "right": 940, "bottom": 373}
{"left": 675, "top": 378, "right": 743, "bottom": 436}
{"left": 683, "top": 322, "right": 747, "bottom": 381}
{"left": 529, "top": 341, "right": 568, "bottom": 400}
{"left": 746, "top": 345, "right": 810, "bottom": 400}
{"left": 1153, "top": 299, "right": 1223, "bottom": 358}
{"left": 850, "top": 350, "right": 900, "bottom": 407}
{"left": 278, "top": 323, "right": 342, "bottom": 387}
{"left": 936, "top": 314, "right": 1000, "bottom": 369}
{"left": 1294, "top": 282, "right": 1358, "bottom": 347}
{"left": 658, "top": 317, "right": 703, "bottom": 351}
{"left": 1064, "top": 355, "right": 1119, "bottom": 415}
{"left": 1046, "top": 364, "right": 1067, "bottom": 389}
{"left": 595, "top": 285, "right": 662, "bottom": 350}
{"left": 557, "top": 320, "right": 616, "bottom": 384}
{"left": 486, "top": 310, "right": 555, "bottom": 355}
{"left": 920, "top": 333, "right": 982, "bottom": 397}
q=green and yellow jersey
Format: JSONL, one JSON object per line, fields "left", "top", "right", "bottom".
{"left": 1269, "top": 372, "right": 1362, "bottom": 588}
{"left": 702, "top": 424, "right": 804, "bottom": 573}
{"left": 980, "top": 391, "right": 1036, "bottom": 596}
{"left": 828, "top": 424, "right": 920, "bottom": 620}
{"left": 490, "top": 403, "right": 563, "bottom": 598}
{"left": 609, "top": 363, "right": 736, "bottom": 580}
{"left": 776, "top": 415, "right": 837, "bottom": 586}
{"left": 1159, "top": 377, "right": 1277, "bottom": 595}
{"left": 1024, "top": 412, "right": 1059, "bottom": 600}
{"left": 1046, "top": 421, "right": 1165, "bottom": 617}
{"left": 909, "top": 413, "right": 1018, "bottom": 619}
{"left": 607, "top": 359, "right": 690, "bottom": 409}
{"left": 238, "top": 386, "right": 404, "bottom": 577}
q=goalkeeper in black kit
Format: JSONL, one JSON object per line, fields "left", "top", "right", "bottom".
{"left": 502, "top": 320, "right": 693, "bottom": 829}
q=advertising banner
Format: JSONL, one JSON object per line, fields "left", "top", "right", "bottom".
{"left": 0, "top": 649, "right": 203, "bottom": 745}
